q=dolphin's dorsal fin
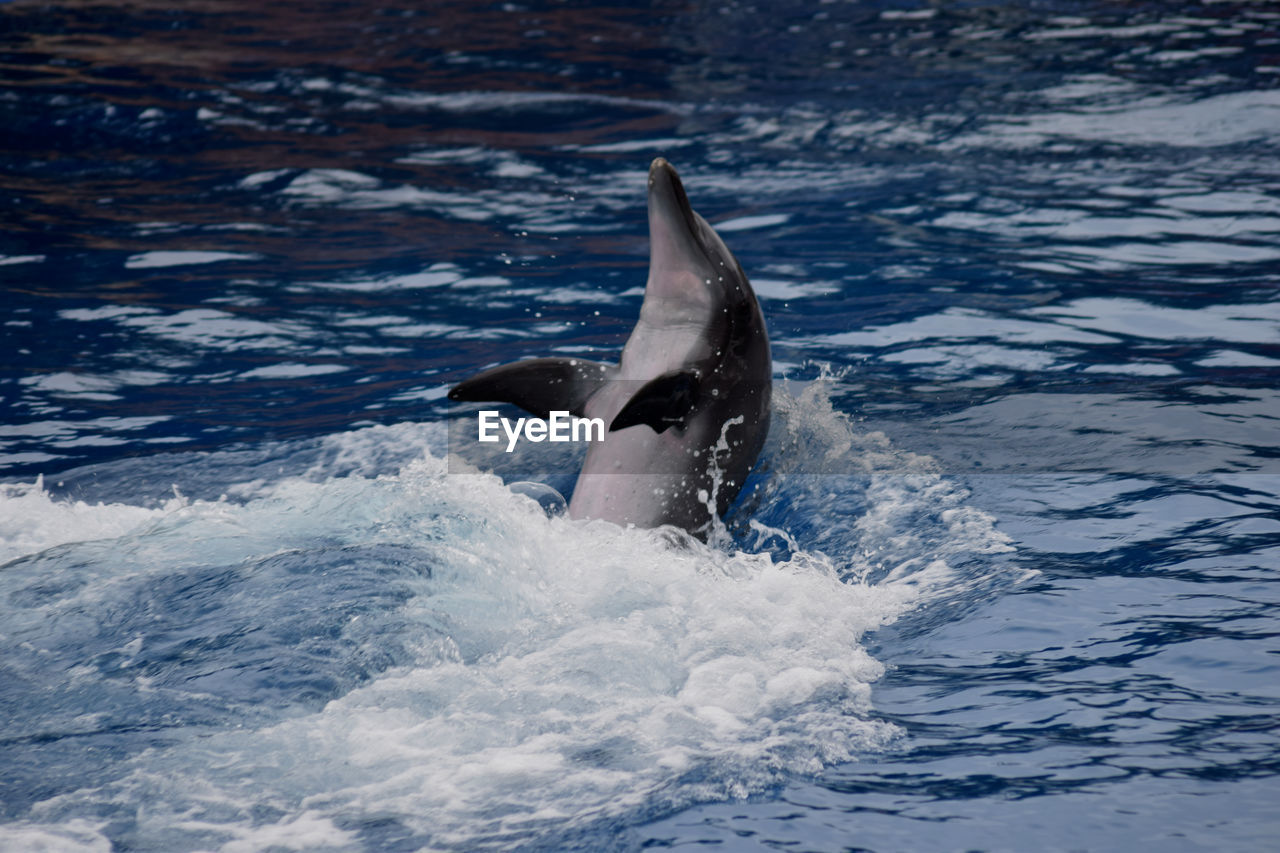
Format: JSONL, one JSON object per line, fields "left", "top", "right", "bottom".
{"left": 448, "top": 357, "right": 614, "bottom": 419}
{"left": 609, "top": 370, "right": 701, "bottom": 434}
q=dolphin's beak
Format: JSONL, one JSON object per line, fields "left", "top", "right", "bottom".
{"left": 648, "top": 158, "right": 698, "bottom": 236}
{"left": 646, "top": 158, "right": 710, "bottom": 299}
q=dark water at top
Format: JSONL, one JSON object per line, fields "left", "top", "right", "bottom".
{"left": 2, "top": 1, "right": 1279, "bottom": 851}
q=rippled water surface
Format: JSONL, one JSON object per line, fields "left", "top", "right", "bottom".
{"left": 3, "top": 1, "right": 1279, "bottom": 850}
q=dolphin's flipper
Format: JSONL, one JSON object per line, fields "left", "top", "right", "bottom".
{"left": 448, "top": 357, "right": 614, "bottom": 419}
{"left": 609, "top": 370, "right": 701, "bottom": 434}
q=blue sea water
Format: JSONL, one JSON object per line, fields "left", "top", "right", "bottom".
{"left": 2, "top": 1, "right": 1279, "bottom": 850}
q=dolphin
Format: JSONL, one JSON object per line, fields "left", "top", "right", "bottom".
{"left": 448, "top": 158, "right": 771, "bottom": 536}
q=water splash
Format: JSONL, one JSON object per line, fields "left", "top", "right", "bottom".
{"left": 1, "top": 383, "right": 1015, "bottom": 851}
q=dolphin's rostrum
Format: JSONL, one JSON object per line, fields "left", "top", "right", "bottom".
{"left": 449, "top": 158, "right": 771, "bottom": 536}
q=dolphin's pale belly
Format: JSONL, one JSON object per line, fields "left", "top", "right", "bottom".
{"left": 568, "top": 435, "right": 716, "bottom": 530}
{"left": 569, "top": 381, "right": 763, "bottom": 531}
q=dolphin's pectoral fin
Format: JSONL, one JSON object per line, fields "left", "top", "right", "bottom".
{"left": 448, "top": 357, "right": 614, "bottom": 419}
{"left": 610, "top": 370, "right": 701, "bottom": 434}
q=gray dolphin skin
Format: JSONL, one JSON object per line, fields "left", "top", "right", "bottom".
{"left": 448, "top": 158, "right": 771, "bottom": 536}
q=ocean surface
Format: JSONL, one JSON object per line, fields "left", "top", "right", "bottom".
{"left": 3, "top": 1, "right": 1279, "bottom": 850}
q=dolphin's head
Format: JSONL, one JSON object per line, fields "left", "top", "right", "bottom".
{"left": 643, "top": 158, "right": 748, "bottom": 318}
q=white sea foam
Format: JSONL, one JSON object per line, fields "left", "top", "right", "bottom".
{"left": 10, "top": 464, "right": 896, "bottom": 848}
{"left": 117, "top": 308, "right": 314, "bottom": 352}
{"left": 932, "top": 208, "right": 1280, "bottom": 241}
{"left": 0, "top": 819, "right": 111, "bottom": 853}
{"left": 569, "top": 137, "right": 696, "bottom": 153}
{"left": 1196, "top": 350, "right": 1280, "bottom": 368}
{"left": 2, "top": 390, "right": 1014, "bottom": 850}
{"left": 714, "top": 213, "right": 791, "bottom": 232}
{"left": 0, "top": 477, "right": 186, "bottom": 566}
{"left": 124, "top": 251, "right": 260, "bottom": 269}
{"left": 239, "top": 363, "right": 348, "bottom": 380}
{"left": 1027, "top": 298, "right": 1280, "bottom": 343}
{"left": 811, "top": 306, "right": 1119, "bottom": 349}
{"left": 273, "top": 169, "right": 561, "bottom": 220}
{"left": 883, "top": 344, "right": 1064, "bottom": 375}
{"left": 944, "top": 89, "right": 1280, "bottom": 150}
{"left": 750, "top": 277, "right": 841, "bottom": 300}
{"left": 0, "top": 254, "right": 46, "bottom": 266}
{"left": 1082, "top": 362, "right": 1180, "bottom": 377}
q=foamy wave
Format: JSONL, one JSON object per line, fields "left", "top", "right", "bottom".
{"left": 0, "top": 819, "right": 111, "bottom": 853}
{"left": 4, "top": 387, "right": 1016, "bottom": 849}
{"left": 0, "top": 476, "right": 187, "bottom": 566}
